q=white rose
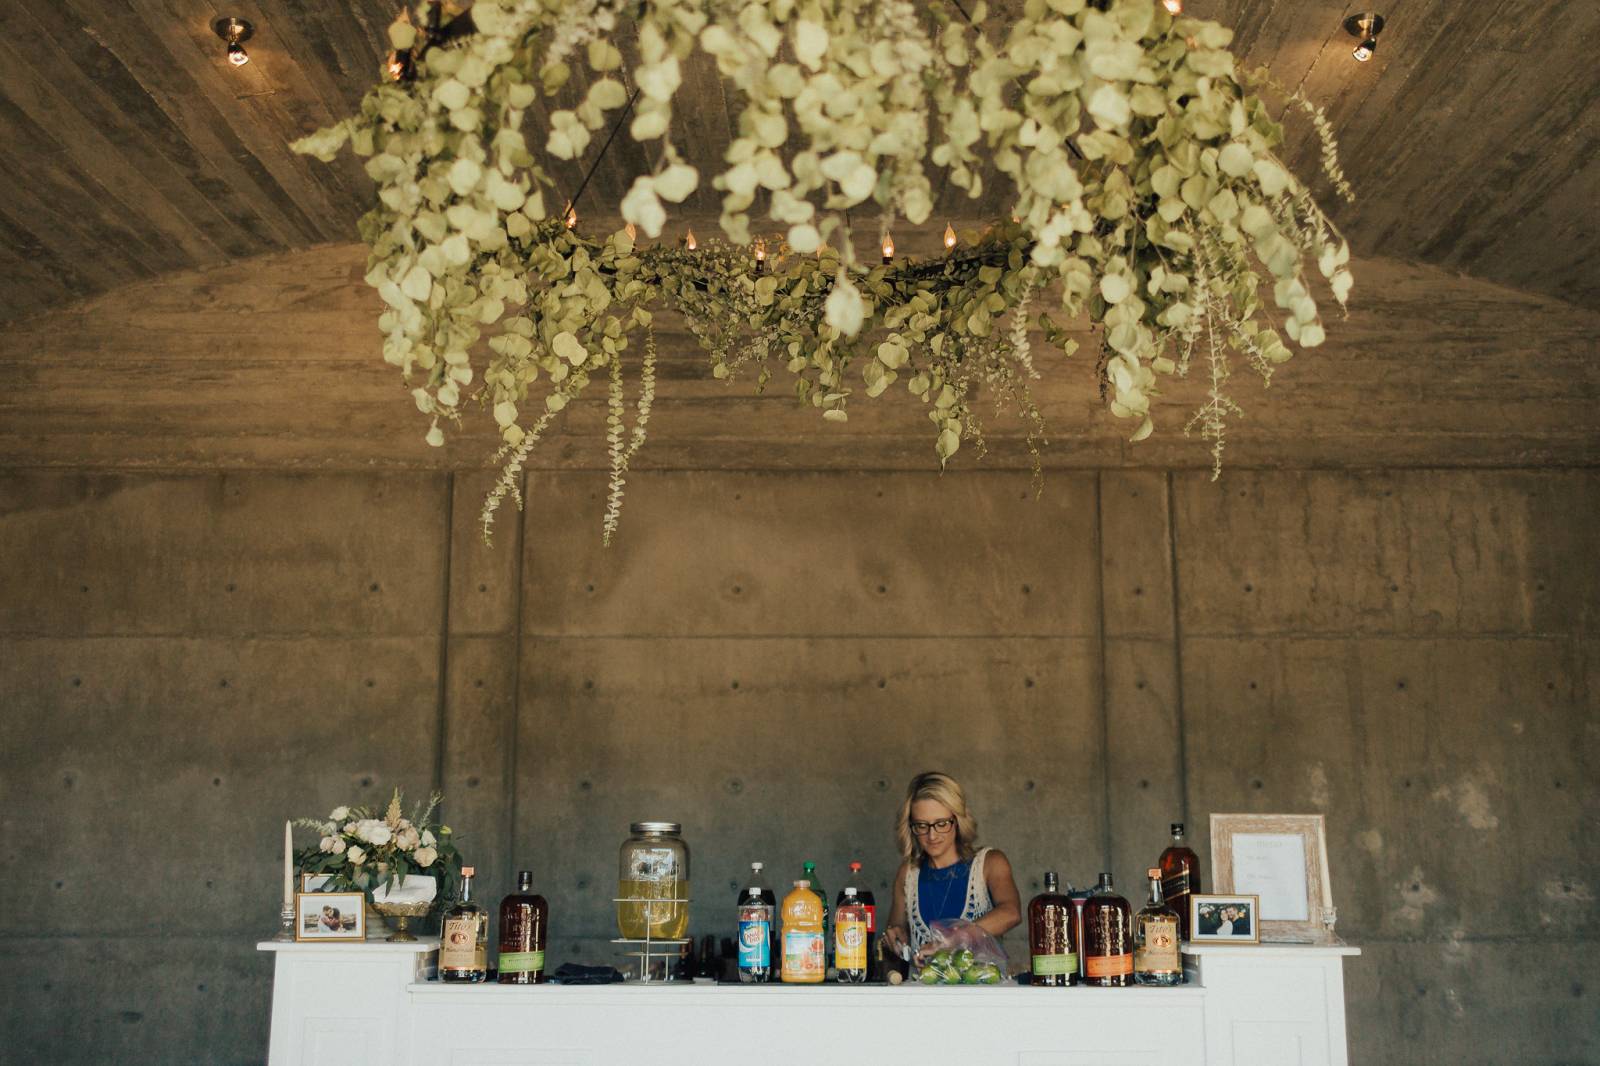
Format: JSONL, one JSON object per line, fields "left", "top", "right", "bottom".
{"left": 331, "top": 838, "right": 347, "bottom": 854}
{"left": 413, "top": 846, "right": 437, "bottom": 868}
{"left": 330, "top": 806, "right": 350, "bottom": 821}
{"left": 319, "top": 836, "right": 337, "bottom": 853}
{"left": 396, "top": 827, "right": 421, "bottom": 851}
{"left": 421, "top": 829, "right": 436, "bottom": 847}
{"left": 348, "top": 845, "right": 366, "bottom": 866}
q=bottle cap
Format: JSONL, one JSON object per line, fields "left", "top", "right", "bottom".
{"left": 793, "top": 879, "right": 808, "bottom": 887}
{"left": 849, "top": 861, "right": 862, "bottom": 872}
{"left": 845, "top": 886, "right": 857, "bottom": 896}
{"left": 1171, "top": 823, "right": 1184, "bottom": 835}
{"left": 462, "top": 865, "right": 476, "bottom": 876}
{"left": 1147, "top": 867, "right": 1161, "bottom": 878}
{"left": 752, "top": 861, "right": 764, "bottom": 872}
{"left": 1044, "top": 871, "right": 1059, "bottom": 890}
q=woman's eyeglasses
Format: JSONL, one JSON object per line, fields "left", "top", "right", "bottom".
{"left": 909, "top": 818, "right": 956, "bottom": 836}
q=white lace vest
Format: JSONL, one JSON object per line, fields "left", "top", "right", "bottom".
{"left": 905, "top": 847, "right": 993, "bottom": 953}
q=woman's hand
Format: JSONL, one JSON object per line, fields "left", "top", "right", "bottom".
{"left": 881, "top": 924, "right": 910, "bottom": 960}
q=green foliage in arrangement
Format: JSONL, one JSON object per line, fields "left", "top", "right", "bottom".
{"left": 294, "top": 790, "right": 464, "bottom": 912}
{"left": 293, "top": 0, "right": 1354, "bottom": 542}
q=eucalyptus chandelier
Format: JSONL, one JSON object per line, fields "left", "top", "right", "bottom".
{"left": 294, "top": 0, "right": 1354, "bottom": 543}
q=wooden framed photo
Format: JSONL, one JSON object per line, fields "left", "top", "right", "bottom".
{"left": 294, "top": 890, "right": 365, "bottom": 942}
{"left": 1210, "top": 813, "right": 1333, "bottom": 943}
{"left": 1191, "top": 894, "right": 1261, "bottom": 943}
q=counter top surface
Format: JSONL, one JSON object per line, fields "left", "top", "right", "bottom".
{"left": 258, "top": 936, "right": 439, "bottom": 954}
{"left": 407, "top": 980, "right": 1206, "bottom": 999}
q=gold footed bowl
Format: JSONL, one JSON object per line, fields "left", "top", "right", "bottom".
{"left": 372, "top": 899, "right": 431, "bottom": 942}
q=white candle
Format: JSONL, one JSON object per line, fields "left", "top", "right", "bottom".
{"left": 283, "top": 820, "right": 294, "bottom": 909}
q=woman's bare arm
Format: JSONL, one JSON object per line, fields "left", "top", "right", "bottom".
{"left": 972, "top": 849, "right": 1022, "bottom": 938}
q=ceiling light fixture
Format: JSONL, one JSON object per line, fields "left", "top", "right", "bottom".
{"left": 213, "top": 17, "right": 254, "bottom": 67}
{"left": 1342, "top": 12, "right": 1384, "bottom": 62}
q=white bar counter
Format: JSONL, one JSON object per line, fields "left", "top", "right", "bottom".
{"left": 259, "top": 939, "right": 1359, "bottom": 1066}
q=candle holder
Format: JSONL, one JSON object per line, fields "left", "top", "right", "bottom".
{"left": 274, "top": 901, "right": 297, "bottom": 942}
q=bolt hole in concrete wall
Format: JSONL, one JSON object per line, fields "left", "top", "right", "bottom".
{"left": 0, "top": 467, "right": 1595, "bottom": 1064}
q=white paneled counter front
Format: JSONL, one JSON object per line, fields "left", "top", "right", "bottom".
{"left": 259, "top": 939, "right": 1359, "bottom": 1066}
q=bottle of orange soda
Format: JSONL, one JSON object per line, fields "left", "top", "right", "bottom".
{"left": 781, "top": 880, "right": 825, "bottom": 984}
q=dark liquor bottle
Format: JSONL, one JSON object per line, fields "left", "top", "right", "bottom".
{"left": 838, "top": 862, "right": 878, "bottom": 980}
{"left": 440, "top": 865, "right": 488, "bottom": 983}
{"left": 1027, "top": 871, "right": 1077, "bottom": 986}
{"left": 1082, "top": 872, "right": 1134, "bottom": 988}
{"left": 496, "top": 869, "right": 549, "bottom": 985}
{"left": 1160, "top": 823, "right": 1202, "bottom": 941}
{"left": 1134, "top": 867, "right": 1184, "bottom": 986}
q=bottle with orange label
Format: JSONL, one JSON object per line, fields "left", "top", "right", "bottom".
{"left": 1082, "top": 872, "right": 1134, "bottom": 987}
{"left": 781, "top": 879, "right": 826, "bottom": 984}
{"left": 835, "top": 887, "right": 869, "bottom": 983}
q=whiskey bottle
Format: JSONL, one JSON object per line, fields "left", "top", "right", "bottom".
{"left": 1082, "top": 872, "right": 1134, "bottom": 988}
{"left": 1134, "top": 867, "right": 1184, "bottom": 986}
{"left": 496, "top": 869, "right": 548, "bottom": 985}
{"left": 440, "top": 865, "right": 489, "bottom": 982}
{"left": 1159, "top": 823, "right": 1202, "bottom": 941}
{"left": 1027, "top": 871, "right": 1077, "bottom": 987}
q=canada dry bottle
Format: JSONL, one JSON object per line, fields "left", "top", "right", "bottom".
{"left": 1159, "top": 822, "right": 1202, "bottom": 940}
{"left": 1027, "top": 871, "right": 1077, "bottom": 986}
{"left": 1134, "top": 867, "right": 1184, "bottom": 986}
{"left": 497, "top": 869, "right": 549, "bottom": 984}
{"left": 440, "top": 865, "right": 489, "bottom": 983}
{"left": 835, "top": 887, "right": 869, "bottom": 983}
{"left": 838, "top": 861, "right": 877, "bottom": 979}
{"left": 736, "top": 862, "right": 776, "bottom": 983}
{"left": 1082, "top": 872, "right": 1134, "bottom": 988}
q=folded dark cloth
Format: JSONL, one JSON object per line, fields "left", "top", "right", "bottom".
{"left": 549, "top": 962, "right": 626, "bottom": 985}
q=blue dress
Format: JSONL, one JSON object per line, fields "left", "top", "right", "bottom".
{"left": 917, "top": 859, "right": 973, "bottom": 927}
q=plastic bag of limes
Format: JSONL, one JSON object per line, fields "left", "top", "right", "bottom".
{"left": 915, "top": 947, "right": 1004, "bottom": 986}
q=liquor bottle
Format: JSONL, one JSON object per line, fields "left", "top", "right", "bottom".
{"left": 1082, "top": 872, "right": 1134, "bottom": 988}
{"left": 838, "top": 862, "right": 877, "bottom": 979}
{"left": 835, "top": 887, "right": 869, "bottom": 983}
{"left": 1160, "top": 822, "right": 1202, "bottom": 941}
{"left": 440, "top": 865, "right": 489, "bottom": 983}
{"left": 496, "top": 870, "right": 549, "bottom": 985}
{"left": 737, "top": 865, "right": 775, "bottom": 984}
{"left": 1135, "top": 867, "right": 1184, "bottom": 986}
{"left": 1027, "top": 871, "right": 1077, "bottom": 986}
{"left": 699, "top": 933, "right": 719, "bottom": 979}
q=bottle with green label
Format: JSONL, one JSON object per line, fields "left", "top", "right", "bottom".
{"left": 1028, "top": 871, "right": 1077, "bottom": 986}
{"left": 497, "top": 870, "right": 549, "bottom": 985}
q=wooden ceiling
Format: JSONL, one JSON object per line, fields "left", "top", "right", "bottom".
{"left": 0, "top": 0, "right": 1595, "bottom": 323}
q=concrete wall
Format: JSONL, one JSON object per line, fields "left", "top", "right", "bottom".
{"left": 1, "top": 466, "right": 1594, "bottom": 1064}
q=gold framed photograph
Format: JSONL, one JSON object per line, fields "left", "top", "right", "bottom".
{"left": 1209, "top": 813, "right": 1333, "bottom": 943}
{"left": 294, "top": 890, "right": 365, "bottom": 942}
{"left": 1190, "top": 894, "right": 1261, "bottom": 943}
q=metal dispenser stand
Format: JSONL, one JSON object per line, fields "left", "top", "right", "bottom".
{"left": 611, "top": 891, "right": 692, "bottom": 983}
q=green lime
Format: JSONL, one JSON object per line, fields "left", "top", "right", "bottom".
{"left": 961, "top": 968, "right": 981, "bottom": 984}
{"left": 976, "top": 964, "right": 1002, "bottom": 984}
{"left": 931, "top": 949, "right": 952, "bottom": 967}
{"left": 919, "top": 968, "right": 941, "bottom": 984}
{"left": 953, "top": 948, "right": 975, "bottom": 972}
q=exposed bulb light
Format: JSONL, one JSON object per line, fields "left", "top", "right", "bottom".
{"left": 624, "top": 222, "right": 638, "bottom": 242}
{"left": 1162, "top": 0, "right": 1183, "bottom": 13}
{"left": 213, "top": 17, "right": 254, "bottom": 68}
{"left": 754, "top": 239, "right": 767, "bottom": 272}
{"left": 943, "top": 222, "right": 957, "bottom": 250}
{"left": 564, "top": 203, "right": 578, "bottom": 229}
{"left": 684, "top": 228, "right": 697, "bottom": 251}
{"left": 1342, "top": 12, "right": 1385, "bottom": 63}
{"left": 881, "top": 232, "right": 895, "bottom": 264}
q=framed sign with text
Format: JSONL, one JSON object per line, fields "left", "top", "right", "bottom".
{"left": 1209, "top": 813, "right": 1333, "bottom": 943}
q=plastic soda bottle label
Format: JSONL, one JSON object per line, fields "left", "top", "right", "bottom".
{"left": 783, "top": 930, "right": 825, "bottom": 978}
{"left": 738, "top": 918, "right": 771, "bottom": 968}
{"left": 835, "top": 918, "right": 867, "bottom": 970}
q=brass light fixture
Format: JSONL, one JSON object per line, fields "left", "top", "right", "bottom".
{"left": 213, "top": 17, "right": 254, "bottom": 67}
{"left": 1342, "top": 12, "right": 1385, "bottom": 62}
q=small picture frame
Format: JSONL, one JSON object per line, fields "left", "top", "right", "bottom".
{"left": 299, "top": 873, "right": 333, "bottom": 892}
{"left": 1191, "top": 894, "right": 1261, "bottom": 943}
{"left": 1210, "top": 813, "right": 1333, "bottom": 943}
{"left": 294, "top": 891, "right": 365, "bottom": 942}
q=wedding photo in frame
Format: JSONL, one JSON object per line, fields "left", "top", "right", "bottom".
{"left": 294, "top": 891, "right": 365, "bottom": 942}
{"left": 1209, "top": 814, "right": 1334, "bottom": 943}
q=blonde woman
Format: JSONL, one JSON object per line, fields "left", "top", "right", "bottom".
{"left": 882, "top": 771, "right": 1022, "bottom": 961}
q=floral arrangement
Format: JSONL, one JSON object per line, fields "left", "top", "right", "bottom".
{"left": 294, "top": 789, "right": 463, "bottom": 907}
{"left": 293, "top": 0, "right": 1354, "bottom": 543}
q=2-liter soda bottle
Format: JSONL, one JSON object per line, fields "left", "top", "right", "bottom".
{"left": 835, "top": 887, "right": 869, "bottom": 983}
{"left": 737, "top": 862, "right": 775, "bottom": 983}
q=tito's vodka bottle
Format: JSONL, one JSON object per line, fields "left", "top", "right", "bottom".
{"left": 440, "top": 866, "right": 489, "bottom": 982}
{"left": 1134, "top": 867, "right": 1184, "bottom": 986}
{"left": 1027, "top": 871, "right": 1077, "bottom": 986}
